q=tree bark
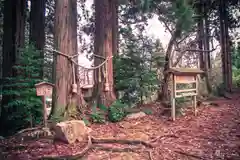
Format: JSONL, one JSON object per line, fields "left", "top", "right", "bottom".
{"left": 223, "top": 1, "right": 232, "bottom": 92}
{"left": 52, "top": 0, "right": 81, "bottom": 117}
{"left": 197, "top": 0, "right": 204, "bottom": 70}
{"left": 1, "top": 0, "right": 26, "bottom": 135}
{"left": 225, "top": 16, "right": 232, "bottom": 92}
{"left": 197, "top": 12, "right": 204, "bottom": 71}
{"left": 203, "top": 1, "right": 212, "bottom": 93}
{"left": 219, "top": 0, "right": 232, "bottom": 92}
{"left": 160, "top": 31, "right": 177, "bottom": 101}
{"left": 112, "top": 0, "right": 118, "bottom": 56}
{"left": 94, "top": 0, "right": 116, "bottom": 107}
{"left": 29, "top": 0, "right": 46, "bottom": 78}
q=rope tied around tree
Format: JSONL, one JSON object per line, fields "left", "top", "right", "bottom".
{"left": 46, "top": 48, "right": 113, "bottom": 93}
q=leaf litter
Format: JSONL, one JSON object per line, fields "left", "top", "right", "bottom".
{"left": 1, "top": 93, "right": 240, "bottom": 160}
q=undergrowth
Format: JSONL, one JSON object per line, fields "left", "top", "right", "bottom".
{"left": 89, "top": 100, "right": 128, "bottom": 123}
{"left": 0, "top": 44, "right": 45, "bottom": 135}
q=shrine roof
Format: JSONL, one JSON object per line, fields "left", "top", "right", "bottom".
{"left": 35, "top": 82, "right": 55, "bottom": 87}
{"left": 167, "top": 67, "right": 204, "bottom": 75}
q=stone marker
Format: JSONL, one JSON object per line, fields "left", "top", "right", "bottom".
{"left": 53, "top": 120, "right": 91, "bottom": 144}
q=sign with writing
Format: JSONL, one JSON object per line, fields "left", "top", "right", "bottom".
{"left": 35, "top": 82, "right": 54, "bottom": 97}
{"left": 36, "top": 86, "right": 52, "bottom": 97}
{"left": 175, "top": 75, "right": 196, "bottom": 83}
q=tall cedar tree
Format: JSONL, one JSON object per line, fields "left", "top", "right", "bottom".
{"left": 1, "top": 0, "right": 26, "bottom": 134}
{"left": 52, "top": 0, "right": 81, "bottom": 117}
{"left": 94, "top": 0, "right": 116, "bottom": 106}
{"left": 29, "top": 0, "right": 46, "bottom": 78}
{"left": 197, "top": 0, "right": 204, "bottom": 71}
{"left": 219, "top": 0, "right": 232, "bottom": 92}
{"left": 112, "top": 0, "right": 118, "bottom": 56}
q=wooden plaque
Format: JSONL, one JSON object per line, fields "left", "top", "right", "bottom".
{"left": 35, "top": 82, "right": 54, "bottom": 97}
{"left": 175, "top": 91, "right": 197, "bottom": 98}
{"left": 175, "top": 75, "right": 196, "bottom": 83}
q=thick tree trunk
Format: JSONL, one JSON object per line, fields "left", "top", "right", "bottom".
{"left": 197, "top": 0, "right": 205, "bottom": 71}
{"left": 111, "top": 0, "right": 119, "bottom": 98}
{"left": 223, "top": 2, "right": 232, "bottom": 92}
{"left": 224, "top": 16, "right": 232, "bottom": 92}
{"left": 52, "top": 0, "right": 80, "bottom": 118}
{"left": 160, "top": 32, "right": 177, "bottom": 101}
{"left": 197, "top": 0, "right": 211, "bottom": 94}
{"left": 94, "top": 0, "right": 116, "bottom": 107}
{"left": 1, "top": 0, "right": 26, "bottom": 135}
{"left": 29, "top": 0, "right": 46, "bottom": 78}
{"left": 203, "top": 1, "right": 212, "bottom": 93}
{"left": 219, "top": 0, "right": 232, "bottom": 92}
{"left": 112, "top": 0, "right": 118, "bottom": 56}
{"left": 197, "top": 16, "right": 204, "bottom": 71}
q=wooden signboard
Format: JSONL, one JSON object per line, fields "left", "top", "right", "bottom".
{"left": 35, "top": 82, "right": 54, "bottom": 127}
{"left": 36, "top": 84, "right": 53, "bottom": 97}
{"left": 168, "top": 68, "right": 204, "bottom": 121}
{"left": 175, "top": 75, "right": 196, "bottom": 83}
{"left": 175, "top": 75, "right": 197, "bottom": 98}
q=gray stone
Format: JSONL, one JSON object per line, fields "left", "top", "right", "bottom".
{"left": 125, "top": 112, "right": 146, "bottom": 120}
{"left": 53, "top": 120, "right": 91, "bottom": 144}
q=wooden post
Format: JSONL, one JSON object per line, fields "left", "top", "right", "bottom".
{"left": 193, "top": 95, "right": 197, "bottom": 116}
{"left": 42, "top": 96, "right": 47, "bottom": 127}
{"left": 171, "top": 74, "right": 176, "bottom": 121}
{"left": 194, "top": 75, "right": 198, "bottom": 116}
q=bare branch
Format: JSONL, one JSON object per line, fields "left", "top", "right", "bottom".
{"left": 175, "top": 45, "right": 219, "bottom": 53}
{"left": 158, "top": 16, "right": 174, "bottom": 37}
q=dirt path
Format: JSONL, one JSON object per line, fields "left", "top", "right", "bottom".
{"left": 1, "top": 94, "right": 240, "bottom": 160}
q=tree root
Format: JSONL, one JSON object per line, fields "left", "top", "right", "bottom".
{"left": 148, "top": 134, "right": 178, "bottom": 143}
{"left": 39, "top": 135, "right": 157, "bottom": 160}
{"left": 92, "top": 144, "right": 143, "bottom": 152}
{"left": 91, "top": 137, "right": 154, "bottom": 148}
{"left": 15, "top": 127, "right": 43, "bottom": 135}
{"left": 40, "top": 135, "right": 92, "bottom": 160}
{"left": 174, "top": 150, "right": 204, "bottom": 159}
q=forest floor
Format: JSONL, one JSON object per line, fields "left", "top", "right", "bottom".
{"left": 1, "top": 93, "right": 240, "bottom": 160}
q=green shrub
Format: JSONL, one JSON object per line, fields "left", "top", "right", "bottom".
{"left": 232, "top": 44, "right": 240, "bottom": 87}
{"left": 108, "top": 100, "right": 127, "bottom": 122}
{"left": 142, "top": 108, "right": 153, "bottom": 115}
{"left": 90, "top": 111, "right": 105, "bottom": 123}
{"left": 113, "top": 51, "right": 159, "bottom": 105}
{"left": 232, "top": 67, "right": 240, "bottom": 87}
{"left": 89, "top": 103, "right": 106, "bottom": 123}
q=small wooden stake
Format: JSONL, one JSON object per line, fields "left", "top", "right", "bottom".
{"left": 42, "top": 96, "right": 47, "bottom": 127}
{"left": 171, "top": 75, "right": 176, "bottom": 121}
{"left": 193, "top": 95, "right": 197, "bottom": 116}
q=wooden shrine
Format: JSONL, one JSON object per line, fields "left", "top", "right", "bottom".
{"left": 35, "top": 82, "right": 55, "bottom": 127}
{"left": 167, "top": 67, "right": 204, "bottom": 121}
